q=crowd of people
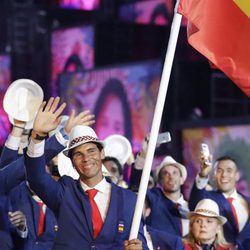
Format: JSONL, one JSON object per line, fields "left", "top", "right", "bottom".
{"left": 0, "top": 96, "right": 249, "bottom": 250}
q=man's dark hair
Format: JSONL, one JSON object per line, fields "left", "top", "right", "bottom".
{"left": 103, "top": 156, "right": 123, "bottom": 176}
{"left": 68, "top": 142, "right": 103, "bottom": 159}
{"left": 215, "top": 155, "right": 238, "bottom": 168}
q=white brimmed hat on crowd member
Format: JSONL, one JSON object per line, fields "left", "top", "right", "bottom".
{"left": 3, "top": 79, "right": 44, "bottom": 125}
{"left": 63, "top": 125, "right": 104, "bottom": 157}
{"left": 155, "top": 156, "right": 187, "bottom": 182}
{"left": 187, "top": 198, "right": 227, "bottom": 225}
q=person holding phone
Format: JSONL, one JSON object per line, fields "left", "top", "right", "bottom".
{"left": 131, "top": 135, "right": 190, "bottom": 238}
{"left": 189, "top": 147, "right": 250, "bottom": 249}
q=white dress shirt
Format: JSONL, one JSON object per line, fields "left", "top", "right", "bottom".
{"left": 80, "top": 178, "right": 111, "bottom": 222}
{"left": 223, "top": 189, "right": 249, "bottom": 231}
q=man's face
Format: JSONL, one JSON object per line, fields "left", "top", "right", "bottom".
{"left": 159, "top": 165, "right": 184, "bottom": 193}
{"left": 103, "top": 160, "right": 120, "bottom": 180}
{"left": 71, "top": 142, "right": 104, "bottom": 184}
{"left": 215, "top": 159, "right": 239, "bottom": 195}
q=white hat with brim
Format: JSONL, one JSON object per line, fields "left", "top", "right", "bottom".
{"left": 104, "top": 134, "right": 132, "bottom": 166}
{"left": 3, "top": 79, "right": 44, "bottom": 122}
{"left": 187, "top": 199, "right": 227, "bottom": 225}
{"left": 155, "top": 156, "right": 187, "bottom": 182}
{"left": 63, "top": 125, "right": 104, "bottom": 157}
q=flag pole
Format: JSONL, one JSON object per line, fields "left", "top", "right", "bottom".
{"left": 129, "top": 0, "right": 182, "bottom": 240}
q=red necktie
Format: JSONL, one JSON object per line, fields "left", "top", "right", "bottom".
{"left": 227, "top": 197, "right": 239, "bottom": 232}
{"left": 86, "top": 189, "right": 103, "bottom": 239}
{"left": 175, "top": 203, "right": 183, "bottom": 236}
{"left": 37, "top": 201, "right": 45, "bottom": 237}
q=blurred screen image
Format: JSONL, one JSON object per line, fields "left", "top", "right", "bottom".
{"left": 59, "top": 0, "right": 100, "bottom": 11}
{"left": 51, "top": 25, "right": 94, "bottom": 95}
{"left": 58, "top": 60, "right": 162, "bottom": 152}
{"left": 119, "top": 0, "right": 187, "bottom": 26}
{"left": 0, "top": 54, "right": 11, "bottom": 146}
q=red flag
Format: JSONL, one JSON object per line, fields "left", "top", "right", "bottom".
{"left": 178, "top": 0, "right": 250, "bottom": 96}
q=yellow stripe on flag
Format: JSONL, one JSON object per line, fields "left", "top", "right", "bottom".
{"left": 233, "top": 0, "right": 250, "bottom": 17}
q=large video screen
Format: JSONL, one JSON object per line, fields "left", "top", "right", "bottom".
{"left": 0, "top": 54, "right": 11, "bottom": 146}
{"left": 58, "top": 60, "right": 162, "bottom": 152}
{"left": 51, "top": 25, "right": 95, "bottom": 95}
{"left": 182, "top": 124, "right": 250, "bottom": 197}
{"left": 59, "top": 0, "right": 100, "bottom": 10}
{"left": 119, "top": 0, "right": 187, "bottom": 26}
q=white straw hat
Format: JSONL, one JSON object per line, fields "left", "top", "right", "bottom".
{"left": 3, "top": 79, "right": 43, "bottom": 122}
{"left": 63, "top": 125, "right": 104, "bottom": 157}
{"left": 188, "top": 199, "right": 227, "bottom": 225}
{"left": 155, "top": 156, "right": 187, "bottom": 182}
{"left": 104, "top": 134, "right": 132, "bottom": 165}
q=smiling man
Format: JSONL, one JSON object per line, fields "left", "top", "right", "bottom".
{"left": 146, "top": 156, "right": 190, "bottom": 238}
{"left": 24, "top": 97, "right": 147, "bottom": 250}
{"left": 189, "top": 155, "right": 250, "bottom": 249}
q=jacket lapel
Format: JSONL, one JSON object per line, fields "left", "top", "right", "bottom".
{"left": 160, "top": 192, "right": 181, "bottom": 234}
{"left": 76, "top": 180, "right": 93, "bottom": 238}
{"left": 214, "top": 191, "right": 237, "bottom": 232}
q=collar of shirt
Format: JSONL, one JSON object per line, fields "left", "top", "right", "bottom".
{"left": 222, "top": 188, "right": 238, "bottom": 200}
{"left": 31, "top": 194, "right": 47, "bottom": 214}
{"left": 80, "top": 177, "right": 110, "bottom": 194}
{"left": 176, "top": 194, "right": 188, "bottom": 206}
{"left": 32, "top": 194, "right": 43, "bottom": 203}
{"left": 166, "top": 194, "right": 188, "bottom": 207}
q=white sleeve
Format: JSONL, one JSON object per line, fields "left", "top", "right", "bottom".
{"left": 27, "top": 140, "right": 45, "bottom": 158}
{"left": 16, "top": 227, "right": 28, "bottom": 239}
{"left": 195, "top": 174, "right": 209, "bottom": 190}
{"left": 5, "top": 134, "right": 21, "bottom": 150}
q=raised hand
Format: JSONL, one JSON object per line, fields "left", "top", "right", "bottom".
{"left": 9, "top": 211, "right": 27, "bottom": 231}
{"left": 33, "top": 97, "right": 66, "bottom": 136}
{"left": 199, "top": 151, "right": 213, "bottom": 178}
{"left": 64, "top": 109, "right": 95, "bottom": 135}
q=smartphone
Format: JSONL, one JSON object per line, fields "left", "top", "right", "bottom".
{"left": 200, "top": 143, "right": 210, "bottom": 159}
{"left": 157, "top": 132, "right": 171, "bottom": 145}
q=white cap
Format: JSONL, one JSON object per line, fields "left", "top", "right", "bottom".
{"left": 104, "top": 134, "right": 132, "bottom": 166}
